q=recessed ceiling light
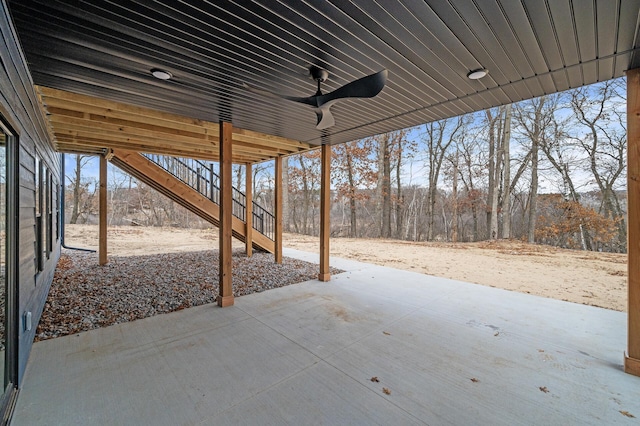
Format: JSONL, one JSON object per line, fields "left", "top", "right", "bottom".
{"left": 151, "top": 68, "right": 172, "bottom": 80}
{"left": 467, "top": 68, "right": 488, "bottom": 80}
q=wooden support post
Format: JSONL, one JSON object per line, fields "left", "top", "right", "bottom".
{"left": 318, "top": 144, "right": 331, "bottom": 281}
{"left": 98, "top": 155, "right": 108, "bottom": 265}
{"left": 217, "top": 121, "right": 234, "bottom": 307}
{"left": 245, "top": 163, "right": 253, "bottom": 257}
{"left": 274, "top": 156, "right": 283, "bottom": 263}
{"left": 626, "top": 68, "right": 640, "bottom": 376}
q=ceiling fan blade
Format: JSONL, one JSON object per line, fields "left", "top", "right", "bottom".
{"left": 315, "top": 104, "right": 336, "bottom": 130}
{"left": 316, "top": 69, "right": 387, "bottom": 107}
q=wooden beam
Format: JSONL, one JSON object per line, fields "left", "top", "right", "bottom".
{"left": 217, "top": 122, "right": 234, "bottom": 307}
{"left": 48, "top": 108, "right": 210, "bottom": 141}
{"left": 39, "top": 86, "right": 312, "bottom": 162}
{"left": 48, "top": 115, "right": 213, "bottom": 148}
{"left": 41, "top": 86, "right": 309, "bottom": 149}
{"left": 56, "top": 135, "right": 267, "bottom": 163}
{"left": 55, "top": 132, "right": 219, "bottom": 156}
{"left": 274, "top": 156, "right": 283, "bottom": 264}
{"left": 44, "top": 101, "right": 212, "bottom": 134}
{"left": 50, "top": 115, "right": 295, "bottom": 159}
{"left": 246, "top": 163, "right": 253, "bottom": 257}
{"left": 98, "top": 155, "right": 108, "bottom": 265}
{"left": 626, "top": 68, "right": 640, "bottom": 376}
{"left": 318, "top": 144, "right": 331, "bottom": 281}
{"left": 55, "top": 146, "right": 105, "bottom": 156}
{"left": 40, "top": 86, "right": 214, "bottom": 128}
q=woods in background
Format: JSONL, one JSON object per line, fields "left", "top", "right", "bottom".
{"left": 65, "top": 78, "right": 628, "bottom": 253}
{"left": 283, "top": 78, "right": 627, "bottom": 253}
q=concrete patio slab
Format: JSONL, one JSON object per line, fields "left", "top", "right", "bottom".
{"left": 11, "top": 249, "right": 640, "bottom": 425}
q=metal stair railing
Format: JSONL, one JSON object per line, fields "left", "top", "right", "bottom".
{"left": 142, "top": 153, "right": 275, "bottom": 241}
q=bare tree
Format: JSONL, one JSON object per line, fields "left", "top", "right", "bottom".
{"left": 252, "top": 161, "right": 272, "bottom": 208}
{"left": 423, "top": 118, "right": 463, "bottom": 240}
{"left": 569, "top": 79, "right": 627, "bottom": 251}
{"left": 514, "top": 96, "right": 555, "bottom": 243}
{"left": 288, "top": 150, "right": 321, "bottom": 235}
{"left": 455, "top": 127, "right": 486, "bottom": 242}
{"left": 389, "top": 129, "right": 415, "bottom": 239}
{"left": 537, "top": 96, "right": 593, "bottom": 250}
{"left": 107, "top": 165, "right": 130, "bottom": 226}
{"left": 66, "top": 154, "right": 97, "bottom": 224}
{"left": 332, "top": 139, "right": 376, "bottom": 237}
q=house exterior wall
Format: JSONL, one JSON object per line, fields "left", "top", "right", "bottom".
{"left": 0, "top": 0, "right": 61, "bottom": 386}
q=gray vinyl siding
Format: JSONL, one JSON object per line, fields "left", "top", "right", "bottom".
{"left": 1, "top": 0, "right": 60, "bottom": 384}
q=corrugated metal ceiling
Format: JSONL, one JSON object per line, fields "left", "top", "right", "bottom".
{"left": 8, "top": 0, "right": 640, "bottom": 148}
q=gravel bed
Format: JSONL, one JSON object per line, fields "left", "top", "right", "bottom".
{"left": 36, "top": 249, "right": 343, "bottom": 341}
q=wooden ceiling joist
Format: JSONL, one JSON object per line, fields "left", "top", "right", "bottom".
{"left": 54, "top": 136, "right": 269, "bottom": 163}
{"left": 38, "top": 86, "right": 313, "bottom": 163}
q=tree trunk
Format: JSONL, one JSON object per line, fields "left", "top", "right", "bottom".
{"left": 282, "top": 157, "right": 289, "bottom": 232}
{"left": 452, "top": 151, "right": 458, "bottom": 243}
{"left": 380, "top": 134, "right": 392, "bottom": 238}
{"left": 489, "top": 168, "right": 501, "bottom": 240}
{"left": 427, "top": 185, "right": 437, "bottom": 240}
{"left": 70, "top": 154, "right": 82, "bottom": 224}
{"left": 298, "top": 156, "right": 310, "bottom": 234}
{"left": 501, "top": 104, "right": 512, "bottom": 239}
{"left": 346, "top": 150, "right": 357, "bottom": 237}
{"left": 528, "top": 131, "right": 539, "bottom": 244}
{"left": 486, "top": 110, "right": 496, "bottom": 235}
{"left": 471, "top": 202, "right": 478, "bottom": 242}
{"left": 486, "top": 108, "right": 504, "bottom": 240}
{"left": 234, "top": 165, "right": 242, "bottom": 189}
{"left": 395, "top": 143, "right": 403, "bottom": 239}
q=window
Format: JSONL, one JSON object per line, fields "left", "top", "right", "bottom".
{"left": 55, "top": 183, "right": 60, "bottom": 241}
{"left": 0, "top": 119, "right": 18, "bottom": 414}
{"left": 34, "top": 158, "right": 56, "bottom": 266}
{"left": 0, "top": 129, "right": 7, "bottom": 372}
{"left": 46, "top": 168, "right": 52, "bottom": 257}
{"left": 35, "top": 156, "right": 43, "bottom": 272}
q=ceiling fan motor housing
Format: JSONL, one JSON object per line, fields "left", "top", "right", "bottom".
{"left": 310, "top": 66, "right": 329, "bottom": 82}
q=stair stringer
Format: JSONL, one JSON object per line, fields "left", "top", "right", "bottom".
{"left": 109, "top": 149, "right": 275, "bottom": 253}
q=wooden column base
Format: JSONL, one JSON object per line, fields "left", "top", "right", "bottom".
{"left": 217, "top": 295, "right": 234, "bottom": 307}
{"left": 624, "top": 353, "right": 640, "bottom": 376}
{"left": 318, "top": 273, "right": 331, "bottom": 282}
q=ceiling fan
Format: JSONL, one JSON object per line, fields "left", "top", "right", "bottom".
{"left": 243, "top": 66, "right": 388, "bottom": 130}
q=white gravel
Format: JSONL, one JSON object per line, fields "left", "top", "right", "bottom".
{"left": 36, "top": 249, "right": 342, "bottom": 341}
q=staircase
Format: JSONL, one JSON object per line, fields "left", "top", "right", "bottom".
{"left": 109, "top": 149, "right": 275, "bottom": 253}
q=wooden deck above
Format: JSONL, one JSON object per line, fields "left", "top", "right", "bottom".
{"left": 37, "top": 86, "right": 314, "bottom": 164}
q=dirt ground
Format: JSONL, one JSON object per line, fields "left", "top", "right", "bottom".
{"left": 64, "top": 224, "right": 628, "bottom": 312}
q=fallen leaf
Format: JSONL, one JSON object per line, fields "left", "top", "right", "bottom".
{"left": 383, "top": 331, "right": 391, "bottom": 336}
{"left": 370, "top": 377, "right": 380, "bottom": 382}
{"left": 382, "top": 387, "right": 391, "bottom": 395}
{"left": 470, "top": 378, "right": 479, "bottom": 383}
{"left": 620, "top": 411, "right": 635, "bottom": 418}
{"left": 539, "top": 386, "right": 549, "bottom": 393}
